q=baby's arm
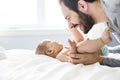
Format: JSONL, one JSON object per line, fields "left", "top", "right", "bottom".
{"left": 77, "top": 27, "right": 111, "bottom": 53}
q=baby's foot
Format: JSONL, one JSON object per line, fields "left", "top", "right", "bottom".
{"left": 101, "top": 27, "right": 112, "bottom": 44}
{"left": 68, "top": 39, "right": 77, "bottom": 52}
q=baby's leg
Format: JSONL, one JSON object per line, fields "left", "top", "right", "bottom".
{"left": 101, "top": 27, "right": 112, "bottom": 44}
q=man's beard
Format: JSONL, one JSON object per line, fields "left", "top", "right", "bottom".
{"left": 78, "top": 11, "right": 95, "bottom": 34}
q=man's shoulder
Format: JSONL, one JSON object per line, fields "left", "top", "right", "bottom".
{"left": 100, "top": 0, "right": 120, "bottom": 33}
{"left": 101, "top": 0, "right": 120, "bottom": 12}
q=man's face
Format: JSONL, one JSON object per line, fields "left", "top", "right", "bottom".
{"left": 60, "top": 2, "right": 95, "bottom": 33}
{"left": 60, "top": 2, "right": 83, "bottom": 31}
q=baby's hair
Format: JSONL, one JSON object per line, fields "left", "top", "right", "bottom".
{"left": 35, "top": 39, "right": 50, "bottom": 55}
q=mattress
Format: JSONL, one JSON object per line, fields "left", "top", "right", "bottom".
{"left": 0, "top": 49, "right": 120, "bottom": 80}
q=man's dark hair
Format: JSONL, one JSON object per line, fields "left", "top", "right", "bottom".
{"left": 59, "top": 0, "right": 95, "bottom": 13}
{"left": 59, "top": 0, "right": 79, "bottom": 13}
{"left": 84, "top": 0, "right": 96, "bottom": 2}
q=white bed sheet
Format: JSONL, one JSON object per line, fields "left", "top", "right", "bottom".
{"left": 0, "top": 49, "right": 120, "bottom": 80}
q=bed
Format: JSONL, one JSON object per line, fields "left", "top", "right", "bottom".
{"left": 0, "top": 49, "right": 120, "bottom": 80}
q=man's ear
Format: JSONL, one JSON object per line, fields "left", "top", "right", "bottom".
{"left": 77, "top": 0, "right": 88, "bottom": 13}
{"left": 45, "top": 49, "right": 54, "bottom": 55}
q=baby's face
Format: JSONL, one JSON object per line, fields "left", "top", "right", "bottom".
{"left": 45, "top": 40, "right": 63, "bottom": 56}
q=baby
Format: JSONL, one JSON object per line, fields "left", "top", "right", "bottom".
{"left": 35, "top": 25, "right": 111, "bottom": 62}
{"left": 35, "top": 39, "right": 76, "bottom": 62}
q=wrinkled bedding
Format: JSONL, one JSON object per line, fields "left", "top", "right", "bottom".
{"left": 0, "top": 49, "right": 120, "bottom": 80}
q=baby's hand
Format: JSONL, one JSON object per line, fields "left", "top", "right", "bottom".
{"left": 68, "top": 39, "right": 77, "bottom": 53}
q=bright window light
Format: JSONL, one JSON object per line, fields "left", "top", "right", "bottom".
{"left": 0, "top": 0, "right": 67, "bottom": 29}
{"left": 0, "top": 0, "right": 37, "bottom": 26}
{"left": 45, "top": 0, "right": 67, "bottom": 29}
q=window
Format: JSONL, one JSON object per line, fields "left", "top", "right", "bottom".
{"left": 0, "top": 0, "right": 37, "bottom": 27}
{"left": 0, "top": 0, "right": 67, "bottom": 29}
{"left": 44, "top": 0, "right": 67, "bottom": 29}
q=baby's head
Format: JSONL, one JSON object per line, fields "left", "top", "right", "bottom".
{"left": 35, "top": 39, "right": 63, "bottom": 58}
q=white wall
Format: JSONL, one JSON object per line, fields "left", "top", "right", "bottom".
{"left": 0, "top": 29, "right": 72, "bottom": 50}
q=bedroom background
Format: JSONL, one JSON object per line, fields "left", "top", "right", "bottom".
{"left": 0, "top": 0, "right": 73, "bottom": 50}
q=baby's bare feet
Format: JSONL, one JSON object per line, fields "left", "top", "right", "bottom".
{"left": 68, "top": 39, "right": 77, "bottom": 52}
{"left": 101, "top": 27, "right": 112, "bottom": 44}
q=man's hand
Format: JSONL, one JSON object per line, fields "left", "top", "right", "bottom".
{"left": 69, "top": 50, "right": 103, "bottom": 65}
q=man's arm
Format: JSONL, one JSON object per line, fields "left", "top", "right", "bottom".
{"left": 102, "top": 57, "right": 120, "bottom": 67}
{"left": 67, "top": 39, "right": 120, "bottom": 67}
{"left": 101, "top": 0, "right": 120, "bottom": 33}
{"left": 68, "top": 50, "right": 120, "bottom": 67}
{"left": 69, "top": 50, "right": 102, "bottom": 65}
{"left": 103, "top": 32, "right": 120, "bottom": 67}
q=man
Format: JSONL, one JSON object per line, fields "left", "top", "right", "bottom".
{"left": 59, "top": 0, "right": 120, "bottom": 67}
